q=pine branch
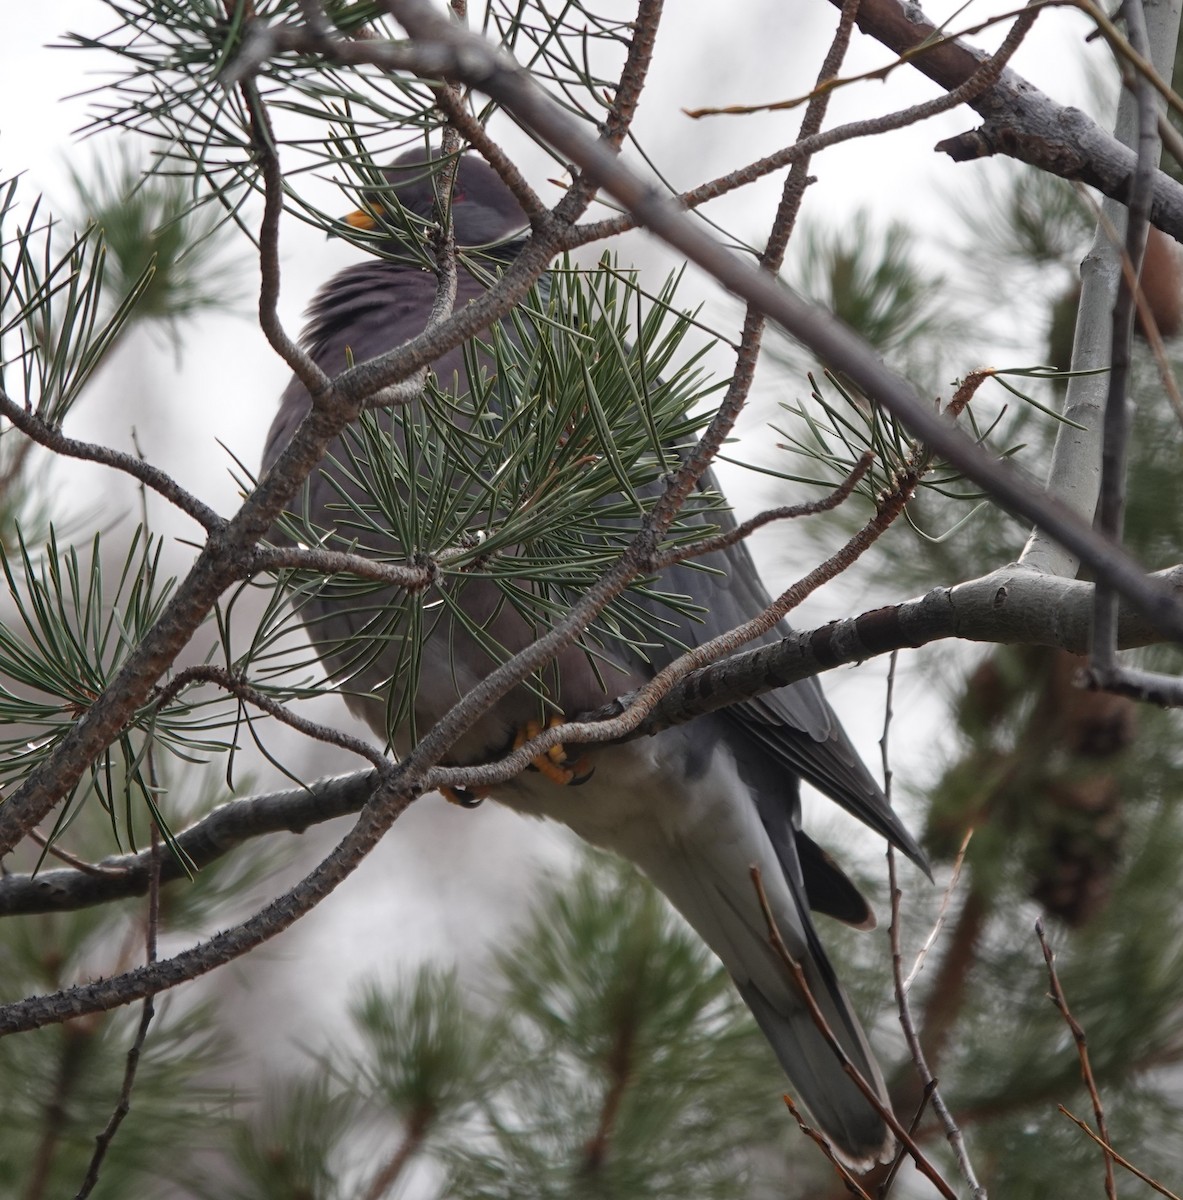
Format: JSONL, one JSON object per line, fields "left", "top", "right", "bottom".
{"left": 377, "top": 0, "right": 1183, "bottom": 643}
{"left": 4, "top": 559, "right": 1183, "bottom": 922}
{"left": 830, "top": 0, "right": 1183, "bottom": 240}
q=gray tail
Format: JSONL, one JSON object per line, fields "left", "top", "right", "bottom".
{"left": 737, "top": 918, "right": 895, "bottom": 1169}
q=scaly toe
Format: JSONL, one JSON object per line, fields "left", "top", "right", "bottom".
{"left": 514, "top": 715, "right": 594, "bottom": 786}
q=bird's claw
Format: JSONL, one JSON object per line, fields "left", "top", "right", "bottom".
{"left": 514, "top": 716, "right": 594, "bottom": 786}
{"left": 440, "top": 785, "right": 487, "bottom": 808}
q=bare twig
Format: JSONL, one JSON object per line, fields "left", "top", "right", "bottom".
{"left": 1091, "top": 0, "right": 1161, "bottom": 674}
{"left": 73, "top": 821, "right": 162, "bottom": 1199}
{"left": 25, "top": 827, "right": 130, "bottom": 879}
{"left": 750, "top": 866, "right": 958, "bottom": 1200}
{"left": 153, "top": 666, "right": 389, "bottom": 771}
{"left": 648, "top": 452, "right": 874, "bottom": 571}
{"left": 902, "top": 827, "right": 973, "bottom": 995}
{"left": 1060, "top": 1106, "right": 1182, "bottom": 1200}
{"left": 782, "top": 1093, "right": 874, "bottom": 1199}
{"left": 237, "top": 78, "right": 329, "bottom": 398}
{"left": 878, "top": 1081, "right": 937, "bottom": 1197}
{"left": 882, "top": 654, "right": 986, "bottom": 1198}
{"left": 573, "top": 1, "right": 1040, "bottom": 250}
{"left": 0, "top": 391, "right": 222, "bottom": 532}
{"left": 687, "top": 1, "right": 1060, "bottom": 119}
{"left": 1036, "top": 919, "right": 1117, "bottom": 1199}
{"left": 888, "top": 849, "right": 984, "bottom": 1197}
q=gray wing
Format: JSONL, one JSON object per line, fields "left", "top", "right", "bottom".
{"left": 638, "top": 480, "right": 929, "bottom": 875}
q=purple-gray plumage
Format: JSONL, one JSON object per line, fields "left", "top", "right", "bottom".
{"left": 263, "top": 146, "right": 927, "bottom": 1167}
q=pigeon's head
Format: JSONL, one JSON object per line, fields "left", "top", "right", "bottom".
{"left": 343, "top": 148, "right": 529, "bottom": 248}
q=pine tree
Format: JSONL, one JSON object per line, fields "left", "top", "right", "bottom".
{"left": 3, "top": 2, "right": 1183, "bottom": 1197}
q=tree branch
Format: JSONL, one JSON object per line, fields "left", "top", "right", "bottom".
{"left": 834, "top": 0, "right": 1183, "bottom": 240}
{"left": 6, "top": 562, "right": 1182, "bottom": 920}
{"left": 1093, "top": 0, "right": 1160, "bottom": 669}
{"left": 0, "top": 391, "right": 223, "bottom": 533}
{"left": 378, "top": 0, "right": 1183, "bottom": 645}
{"left": 1020, "top": 0, "right": 1182, "bottom": 578}
{"left": 0, "top": 104, "right": 567, "bottom": 859}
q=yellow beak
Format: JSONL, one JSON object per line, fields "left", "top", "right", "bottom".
{"left": 343, "top": 208, "right": 379, "bottom": 230}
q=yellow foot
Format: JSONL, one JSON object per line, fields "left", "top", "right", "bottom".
{"left": 440, "top": 785, "right": 487, "bottom": 808}
{"left": 513, "top": 715, "right": 594, "bottom": 786}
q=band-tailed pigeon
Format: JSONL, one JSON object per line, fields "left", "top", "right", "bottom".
{"left": 263, "top": 148, "right": 927, "bottom": 1166}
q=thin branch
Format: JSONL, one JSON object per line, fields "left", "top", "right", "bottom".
{"left": 247, "top": 545, "right": 438, "bottom": 590}
{"left": 0, "top": 391, "right": 223, "bottom": 532}
{"left": 882, "top": 655, "right": 985, "bottom": 1199}
{"left": 431, "top": 92, "right": 546, "bottom": 216}
{"left": 581, "top": 1009, "right": 635, "bottom": 1174}
{"left": 1072, "top": 0, "right": 1183, "bottom": 119}
{"left": 686, "top": 1, "right": 1061, "bottom": 119}
{"left": 25, "top": 828, "right": 130, "bottom": 879}
{"left": 1092, "top": 0, "right": 1161, "bottom": 672}
{"left": 361, "top": 1109, "right": 432, "bottom": 1200}
{"left": 1060, "top": 1106, "right": 1182, "bottom": 1200}
{"left": 598, "top": 0, "right": 663, "bottom": 149}
{"left": 237, "top": 77, "right": 329, "bottom": 398}
{"left": 73, "top": 821, "right": 162, "bottom": 1200}
{"left": 1036, "top": 919, "right": 1117, "bottom": 1200}
{"left": 902, "top": 828, "right": 973, "bottom": 995}
{"left": 380, "top": 0, "right": 1183, "bottom": 644}
{"left": 153, "top": 664, "right": 390, "bottom": 770}
{"left": 782, "top": 1093, "right": 874, "bottom": 1199}
{"left": 888, "top": 848, "right": 984, "bottom": 1197}
{"left": 878, "top": 1082, "right": 937, "bottom": 1198}
{"left": 567, "top": 0, "right": 1042, "bottom": 249}
{"left": 750, "top": 866, "right": 958, "bottom": 1200}
{"left": 647, "top": 451, "right": 874, "bottom": 571}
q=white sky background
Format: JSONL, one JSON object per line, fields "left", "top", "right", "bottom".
{"left": 1, "top": 0, "right": 1113, "bottom": 1185}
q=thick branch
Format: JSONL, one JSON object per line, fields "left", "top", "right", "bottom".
{"left": 5, "top": 563, "right": 1180, "bottom": 920}
{"left": 835, "top": 0, "right": 1183, "bottom": 239}
{"left": 1020, "top": 0, "right": 1182, "bottom": 577}
{"left": 0, "top": 772, "right": 381, "bottom": 916}
{"left": 604, "top": 563, "right": 1183, "bottom": 741}
{"left": 378, "top": 0, "right": 1183, "bottom": 648}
